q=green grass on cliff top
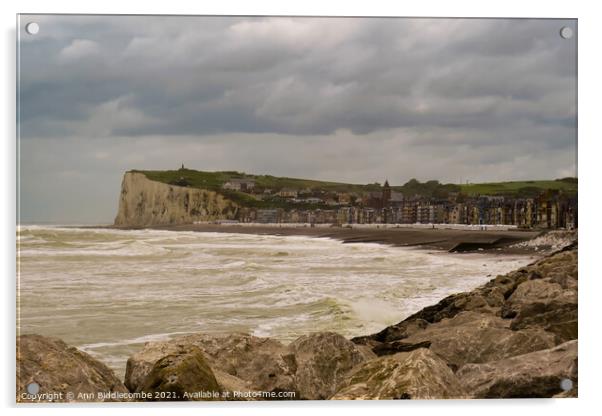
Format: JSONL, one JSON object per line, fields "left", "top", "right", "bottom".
{"left": 133, "top": 169, "right": 577, "bottom": 199}
{"left": 135, "top": 169, "right": 381, "bottom": 193}
{"left": 458, "top": 179, "right": 577, "bottom": 197}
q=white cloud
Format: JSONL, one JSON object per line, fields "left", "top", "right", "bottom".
{"left": 58, "top": 39, "right": 100, "bottom": 61}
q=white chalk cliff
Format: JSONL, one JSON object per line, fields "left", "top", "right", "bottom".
{"left": 114, "top": 172, "right": 239, "bottom": 226}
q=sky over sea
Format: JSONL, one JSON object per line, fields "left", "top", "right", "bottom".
{"left": 18, "top": 16, "right": 577, "bottom": 224}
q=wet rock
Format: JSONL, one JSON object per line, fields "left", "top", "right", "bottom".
{"left": 17, "top": 334, "right": 128, "bottom": 403}
{"left": 288, "top": 332, "right": 374, "bottom": 400}
{"left": 331, "top": 348, "right": 466, "bottom": 400}
{"left": 139, "top": 345, "right": 221, "bottom": 401}
{"left": 401, "top": 311, "right": 556, "bottom": 369}
{"left": 456, "top": 340, "right": 577, "bottom": 398}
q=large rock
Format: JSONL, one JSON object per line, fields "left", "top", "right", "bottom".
{"left": 510, "top": 301, "right": 577, "bottom": 343}
{"left": 500, "top": 273, "right": 577, "bottom": 343}
{"left": 456, "top": 340, "right": 577, "bottom": 398}
{"left": 17, "top": 334, "right": 128, "bottom": 402}
{"left": 332, "top": 348, "right": 466, "bottom": 400}
{"left": 124, "top": 337, "right": 258, "bottom": 401}
{"left": 288, "top": 332, "right": 375, "bottom": 399}
{"left": 361, "top": 289, "right": 504, "bottom": 345}
{"left": 211, "top": 370, "right": 261, "bottom": 401}
{"left": 356, "top": 269, "right": 529, "bottom": 346}
{"left": 189, "top": 333, "right": 297, "bottom": 395}
{"left": 139, "top": 345, "right": 221, "bottom": 401}
{"left": 501, "top": 279, "right": 576, "bottom": 318}
{"left": 125, "top": 337, "right": 185, "bottom": 392}
{"left": 532, "top": 249, "right": 578, "bottom": 290}
{"left": 354, "top": 246, "right": 578, "bottom": 350}
{"left": 401, "top": 311, "right": 557, "bottom": 370}
{"left": 126, "top": 333, "right": 296, "bottom": 396}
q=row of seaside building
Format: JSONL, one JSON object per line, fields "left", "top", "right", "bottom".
{"left": 218, "top": 178, "right": 576, "bottom": 229}
{"left": 237, "top": 191, "right": 577, "bottom": 229}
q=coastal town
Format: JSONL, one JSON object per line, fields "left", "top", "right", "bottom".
{"left": 216, "top": 176, "right": 577, "bottom": 229}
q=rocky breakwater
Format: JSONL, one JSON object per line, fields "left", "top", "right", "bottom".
{"left": 124, "top": 332, "right": 376, "bottom": 400}
{"left": 16, "top": 244, "right": 578, "bottom": 401}
{"left": 114, "top": 171, "right": 239, "bottom": 227}
{"left": 352, "top": 243, "right": 578, "bottom": 398}
{"left": 17, "top": 335, "right": 129, "bottom": 402}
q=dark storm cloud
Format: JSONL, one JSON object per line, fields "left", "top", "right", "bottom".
{"left": 20, "top": 16, "right": 576, "bottom": 138}
{"left": 17, "top": 15, "right": 577, "bottom": 223}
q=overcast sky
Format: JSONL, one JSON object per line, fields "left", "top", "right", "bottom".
{"left": 18, "top": 15, "right": 577, "bottom": 224}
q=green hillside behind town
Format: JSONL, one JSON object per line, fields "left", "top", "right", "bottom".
{"left": 459, "top": 178, "right": 577, "bottom": 197}
{"left": 135, "top": 168, "right": 577, "bottom": 208}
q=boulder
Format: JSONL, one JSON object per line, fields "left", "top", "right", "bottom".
{"left": 188, "top": 333, "right": 296, "bottom": 395}
{"left": 124, "top": 338, "right": 259, "bottom": 401}
{"left": 212, "top": 370, "right": 261, "bottom": 401}
{"left": 501, "top": 279, "right": 576, "bottom": 319}
{"left": 510, "top": 300, "right": 577, "bottom": 343}
{"left": 366, "top": 291, "right": 500, "bottom": 343}
{"left": 331, "top": 348, "right": 466, "bottom": 400}
{"left": 125, "top": 337, "right": 185, "bottom": 392}
{"left": 500, "top": 276, "right": 577, "bottom": 343}
{"left": 456, "top": 340, "right": 577, "bottom": 398}
{"left": 125, "top": 333, "right": 296, "bottom": 397}
{"left": 17, "top": 334, "right": 128, "bottom": 403}
{"left": 354, "top": 246, "right": 578, "bottom": 352}
{"left": 353, "top": 318, "right": 429, "bottom": 345}
{"left": 288, "top": 332, "right": 375, "bottom": 399}
{"left": 401, "top": 311, "right": 557, "bottom": 370}
{"left": 533, "top": 249, "right": 578, "bottom": 287}
{"left": 357, "top": 266, "right": 536, "bottom": 346}
{"left": 139, "top": 345, "right": 221, "bottom": 401}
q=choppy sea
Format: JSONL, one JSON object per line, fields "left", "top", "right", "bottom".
{"left": 17, "top": 225, "right": 534, "bottom": 378}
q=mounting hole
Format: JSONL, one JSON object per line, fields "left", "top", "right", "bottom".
{"left": 25, "top": 22, "right": 40, "bottom": 35}
{"left": 26, "top": 382, "right": 40, "bottom": 395}
{"left": 560, "top": 378, "right": 573, "bottom": 391}
{"left": 560, "top": 26, "right": 573, "bottom": 40}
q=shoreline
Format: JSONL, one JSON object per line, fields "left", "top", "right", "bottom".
{"left": 111, "top": 223, "right": 542, "bottom": 254}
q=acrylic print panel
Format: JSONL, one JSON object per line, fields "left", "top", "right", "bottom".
{"left": 16, "top": 15, "right": 577, "bottom": 403}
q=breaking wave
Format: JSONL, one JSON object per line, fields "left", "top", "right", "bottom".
{"left": 17, "top": 225, "right": 534, "bottom": 378}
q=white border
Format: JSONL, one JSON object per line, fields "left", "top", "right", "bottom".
{"left": 2, "top": 1, "right": 600, "bottom": 415}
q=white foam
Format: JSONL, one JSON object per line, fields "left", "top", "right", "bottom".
{"left": 78, "top": 331, "right": 194, "bottom": 352}
{"left": 19, "top": 226, "right": 536, "bottom": 376}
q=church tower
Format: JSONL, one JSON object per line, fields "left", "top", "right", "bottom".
{"left": 382, "top": 179, "right": 391, "bottom": 206}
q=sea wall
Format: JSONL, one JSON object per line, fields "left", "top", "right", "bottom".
{"left": 113, "top": 172, "right": 239, "bottom": 227}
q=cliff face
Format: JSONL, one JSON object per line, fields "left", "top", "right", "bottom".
{"left": 114, "top": 172, "right": 239, "bottom": 227}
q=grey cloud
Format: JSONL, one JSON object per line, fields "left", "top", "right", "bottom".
{"left": 19, "top": 16, "right": 576, "bottom": 137}
{"left": 17, "top": 15, "right": 577, "bottom": 223}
